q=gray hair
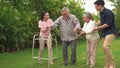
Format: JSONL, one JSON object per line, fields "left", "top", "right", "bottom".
{"left": 61, "top": 7, "right": 69, "bottom": 12}
{"left": 83, "top": 12, "right": 94, "bottom": 20}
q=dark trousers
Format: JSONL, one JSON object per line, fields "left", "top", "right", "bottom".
{"left": 62, "top": 39, "right": 77, "bottom": 65}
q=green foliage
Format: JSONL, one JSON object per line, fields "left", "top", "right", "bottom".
{"left": 109, "top": 0, "right": 120, "bottom": 33}
{"left": 0, "top": 0, "right": 84, "bottom": 52}
{"left": 0, "top": 39, "right": 120, "bottom": 68}
{"left": 0, "top": 0, "right": 35, "bottom": 51}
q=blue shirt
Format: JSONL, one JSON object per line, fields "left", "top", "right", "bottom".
{"left": 100, "top": 8, "right": 117, "bottom": 38}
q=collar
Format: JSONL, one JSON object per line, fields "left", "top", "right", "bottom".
{"left": 100, "top": 7, "right": 106, "bottom": 14}
{"left": 85, "top": 20, "right": 93, "bottom": 24}
{"left": 62, "top": 14, "right": 71, "bottom": 20}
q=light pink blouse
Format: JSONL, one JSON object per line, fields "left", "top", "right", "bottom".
{"left": 38, "top": 19, "right": 53, "bottom": 38}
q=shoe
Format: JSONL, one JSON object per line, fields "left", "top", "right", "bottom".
{"left": 70, "top": 62, "right": 76, "bottom": 65}
{"left": 86, "top": 63, "right": 90, "bottom": 65}
{"left": 38, "top": 60, "right": 42, "bottom": 64}
{"left": 62, "top": 65, "right": 67, "bottom": 67}
{"left": 62, "top": 64, "right": 68, "bottom": 67}
{"left": 104, "top": 66, "right": 109, "bottom": 68}
{"left": 50, "top": 61, "right": 53, "bottom": 64}
{"left": 104, "top": 65, "right": 109, "bottom": 68}
{"left": 90, "top": 64, "right": 95, "bottom": 68}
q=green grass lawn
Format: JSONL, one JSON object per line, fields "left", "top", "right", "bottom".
{"left": 0, "top": 39, "right": 120, "bottom": 68}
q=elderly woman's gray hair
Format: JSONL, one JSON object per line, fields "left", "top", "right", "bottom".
{"left": 83, "top": 12, "right": 94, "bottom": 20}
{"left": 61, "top": 7, "right": 69, "bottom": 12}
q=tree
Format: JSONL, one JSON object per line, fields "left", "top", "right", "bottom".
{"left": 109, "top": 0, "right": 120, "bottom": 34}
{"left": 0, "top": 0, "right": 84, "bottom": 52}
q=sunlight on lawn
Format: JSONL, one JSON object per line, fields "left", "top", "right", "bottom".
{"left": 0, "top": 39, "right": 120, "bottom": 68}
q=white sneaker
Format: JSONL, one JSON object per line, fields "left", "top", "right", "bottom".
{"left": 90, "top": 64, "right": 95, "bottom": 68}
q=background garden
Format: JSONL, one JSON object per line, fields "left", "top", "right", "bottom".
{"left": 0, "top": 0, "right": 120, "bottom": 68}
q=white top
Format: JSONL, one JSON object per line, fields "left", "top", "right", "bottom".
{"left": 82, "top": 20, "right": 100, "bottom": 41}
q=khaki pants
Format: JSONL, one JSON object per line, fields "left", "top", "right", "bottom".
{"left": 102, "top": 34, "right": 115, "bottom": 68}
{"left": 39, "top": 36, "right": 53, "bottom": 62}
{"left": 86, "top": 39, "right": 98, "bottom": 65}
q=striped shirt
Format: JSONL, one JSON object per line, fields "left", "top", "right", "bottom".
{"left": 53, "top": 14, "right": 80, "bottom": 41}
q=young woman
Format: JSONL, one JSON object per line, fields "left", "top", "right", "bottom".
{"left": 38, "top": 11, "right": 53, "bottom": 64}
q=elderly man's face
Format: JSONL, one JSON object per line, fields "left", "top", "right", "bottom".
{"left": 61, "top": 10, "right": 69, "bottom": 17}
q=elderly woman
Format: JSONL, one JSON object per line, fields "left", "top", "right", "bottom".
{"left": 80, "top": 12, "right": 100, "bottom": 67}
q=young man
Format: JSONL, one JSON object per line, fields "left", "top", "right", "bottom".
{"left": 93, "top": 0, "right": 117, "bottom": 68}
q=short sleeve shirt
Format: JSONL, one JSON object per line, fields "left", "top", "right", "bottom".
{"left": 38, "top": 19, "right": 53, "bottom": 38}
{"left": 100, "top": 8, "right": 117, "bottom": 38}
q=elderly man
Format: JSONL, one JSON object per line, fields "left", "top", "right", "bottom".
{"left": 53, "top": 7, "right": 80, "bottom": 66}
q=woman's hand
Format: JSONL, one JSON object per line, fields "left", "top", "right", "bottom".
{"left": 41, "top": 26, "right": 50, "bottom": 32}
{"left": 80, "top": 31, "right": 86, "bottom": 35}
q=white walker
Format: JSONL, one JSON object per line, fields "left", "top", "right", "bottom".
{"left": 31, "top": 34, "right": 58, "bottom": 68}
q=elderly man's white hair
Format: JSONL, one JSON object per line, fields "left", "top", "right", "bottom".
{"left": 61, "top": 7, "right": 69, "bottom": 12}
